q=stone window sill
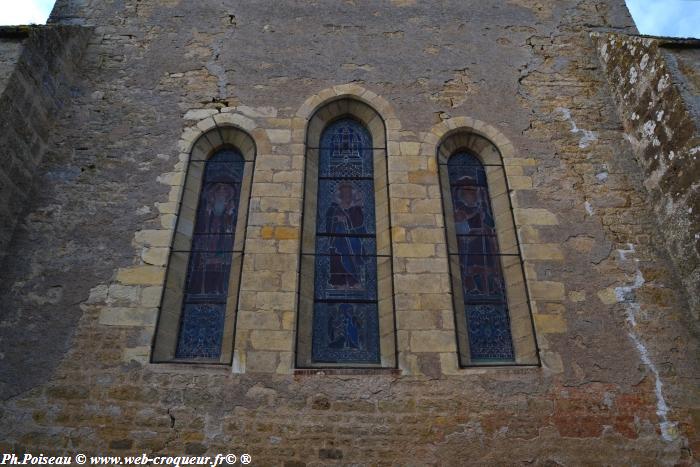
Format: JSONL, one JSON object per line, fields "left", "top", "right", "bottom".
{"left": 294, "top": 368, "right": 401, "bottom": 377}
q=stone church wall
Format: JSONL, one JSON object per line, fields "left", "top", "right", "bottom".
{"left": 0, "top": 30, "right": 26, "bottom": 94}
{"left": 0, "top": 25, "right": 90, "bottom": 265}
{"left": 593, "top": 33, "right": 700, "bottom": 317}
{"left": 0, "top": 1, "right": 698, "bottom": 464}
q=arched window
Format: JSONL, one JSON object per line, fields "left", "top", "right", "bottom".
{"left": 297, "top": 99, "right": 395, "bottom": 368}
{"left": 447, "top": 152, "right": 514, "bottom": 361}
{"left": 153, "top": 127, "right": 255, "bottom": 364}
{"left": 312, "top": 119, "right": 379, "bottom": 363}
{"left": 175, "top": 149, "right": 244, "bottom": 359}
{"left": 439, "top": 133, "right": 538, "bottom": 367}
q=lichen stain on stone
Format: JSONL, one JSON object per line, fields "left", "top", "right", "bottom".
{"left": 594, "top": 32, "right": 700, "bottom": 314}
{"left": 555, "top": 107, "right": 598, "bottom": 149}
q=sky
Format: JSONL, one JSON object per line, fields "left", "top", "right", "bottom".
{"left": 0, "top": 0, "right": 699, "bottom": 38}
{"left": 626, "top": 0, "right": 700, "bottom": 37}
{"left": 0, "top": 0, "right": 55, "bottom": 25}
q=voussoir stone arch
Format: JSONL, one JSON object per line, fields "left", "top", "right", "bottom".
{"left": 152, "top": 119, "right": 261, "bottom": 365}
{"left": 295, "top": 89, "right": 399, "bottom": 369}
{"left": 294, "top": 84, "right": 402, "bottom": 143}
{"left": 430, "top": 117, "right": 517, "bottom": 162}
{"left": 433, "top": 119, "right": 540, "bottom": 367}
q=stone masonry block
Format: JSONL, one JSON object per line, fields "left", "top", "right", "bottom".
{"left": 508, "top": 176, "right": 533, "bottom": 190}
{"left": 140, "top": 286, "right": 163, "bottom": 308}
{"left": 521, "top": 244, "right": 565, "bottom": 261}
{"left": 530, "top": 281, "right": 566, "bottom": 301}
{"left": 99, "top": 307, "right": 158, "bottom": 327}
{"left": 183, "top": 108, "right": 217, "bottom": 120}
{"left": 409, "top": 330, "right": 456, "bottom": 352}
{"left": 395, "top": 274, "right": 450, "bottom": 294}
{"left": 394, "top": 243, "right": 435, "bottom": 258}
{"left": 400, "top": 142, "right": 421, "bottom": 155}
{"left": 514, "top": 208, "right": 559, "bottom": 225}
{"left": 116, "top": 266, "right": 166, "bottom": 286}
{"left": 245, "top": 351, "right": 280, "bottom": 372}
{"left": 141, "top": 247, "right": 169, "bottom": 267}
{"left": 249, "top": 330, "right": 293, "bottom": 351}
{"left": 267, "top": 129, "right": 292, "bottom": 144}
{"left": 237, "top": 311, "right": 282, "bottom": 330}
{"left": 107, "top": 284, "right": 141, "bottom": 305}
{"left": 534, "top": 314, "right": 567, "bottom": 333}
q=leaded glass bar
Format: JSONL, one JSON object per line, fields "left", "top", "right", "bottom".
{"left": 311, "top": 119, "right": 380, "bottom": 364}
{"left": 447, "top": 151, "right": 515, "bottom": 362}
{"left": 175, "top": 149, "right": 245, "bottom": 360}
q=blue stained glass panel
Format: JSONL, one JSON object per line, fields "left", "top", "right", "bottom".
{"left": 175, "top": 303, "right": 226, "bottom": 359}
{"left": 448, "top": 151, "right": 514, "bottom": 362}
{"left": 184, "top": 251, "right": 232, "bottom": 301}
{"left": 457, "top": 235, "right": 500, "bottom": 256}
{"left": 448, "top": 152, "right": 484, "bottom": 167}
{"left": 312, "top": 302, "right": 380, "bottom": 363}
{"left": 316, "top": 180, "right": 376, "bottom": 235}
{"left": 315, "top": 236, "right": 376, "bottom": 256}
{"left": 319, "top": 119, "right": 374, "bottom": 178}
{"left": 314, "top": 253, "right": 378, "bottom": 301}
{"left": 465, "top": 304, "right": 514, "bottom": 361}
{"left": 459, "top": 254, "right": 507, "bottom": 301}
{"left": 312, "top": 119, "right": 380, "bottom": 364}
{"left": 176, "top": 149, "right": 244, "bottom": 360}
{"left": 203, "top": 151, "right": 245, "bottom": 182}
{"left": 448, "top": 156, "right": 488, "bottom": 187}
{"left": 190, "top": 234, "right": 234, "bottom": 252}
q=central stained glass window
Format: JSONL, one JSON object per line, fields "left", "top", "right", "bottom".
{"left": 175, "top": 149, "right": 244, "bottom": 360}
{"left": 447, "top": 152, "right": 514, "bottom": 362}
{"left": 311, "top": 119, "right": 380, "bottom": 363}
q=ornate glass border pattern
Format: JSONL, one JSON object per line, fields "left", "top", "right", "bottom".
{"left": 311, "top": 119, "right": 381, "bottom": 364}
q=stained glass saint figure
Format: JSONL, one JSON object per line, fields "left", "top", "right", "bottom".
{"left": 311, "top": 119, "right": 380, "bottom": 363}
{"left": 325, "top": 181, "right": 367, "bottom": 290}
{"left": 448, "top": 152, "right": 514, "bottom": 361}
{"left": 175, "top": 149, "right": 244, "bottom": 359}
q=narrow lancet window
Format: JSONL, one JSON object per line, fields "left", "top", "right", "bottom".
{"left": 175, "top": 149, "right": 245, "bottom": 359}
{"left": 447, "top": 152, "right": 514, "bottom": 362}
{"left": 311, "top": 119, "right": 380, "bottom": 364}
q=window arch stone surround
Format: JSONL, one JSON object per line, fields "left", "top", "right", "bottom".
{"left": 151, "top": 123, "right": 257, "bottom": 365}
{"left": 296, "top": 96, "right": 397, "bottom": 369}
{"left": 434, "top": 119, "right": 540, "bottom": 367}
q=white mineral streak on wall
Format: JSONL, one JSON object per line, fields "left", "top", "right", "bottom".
{"left": 614, "top": 244, "right": 678, "bottom": 442}
{"left": 556, "top": 108, "right": 598, "bottom": 149}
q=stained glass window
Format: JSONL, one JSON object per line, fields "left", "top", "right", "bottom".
{"left": 175, "top": 149, "right": 245, "bottom": 359}
{"left": 447, "top": 152, "right": 515, "bottom": 362}
{"left": 311, "top": 119, "right": 380, "bottom": 363}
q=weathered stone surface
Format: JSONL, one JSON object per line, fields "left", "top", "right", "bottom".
{"left": 116, "top": 266, "right": 166, "bottom": 286}
{"left": 0, "top": 1, "right": 698, "bottom": 465}
{"left": 0, "top": 25, "right": 91, "bottom": 266}
{"left": 98, "top": 307, "right": 157, "bottom": 327}
{"left": 593, "top": 33, "right": 700, "bottom": 318}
